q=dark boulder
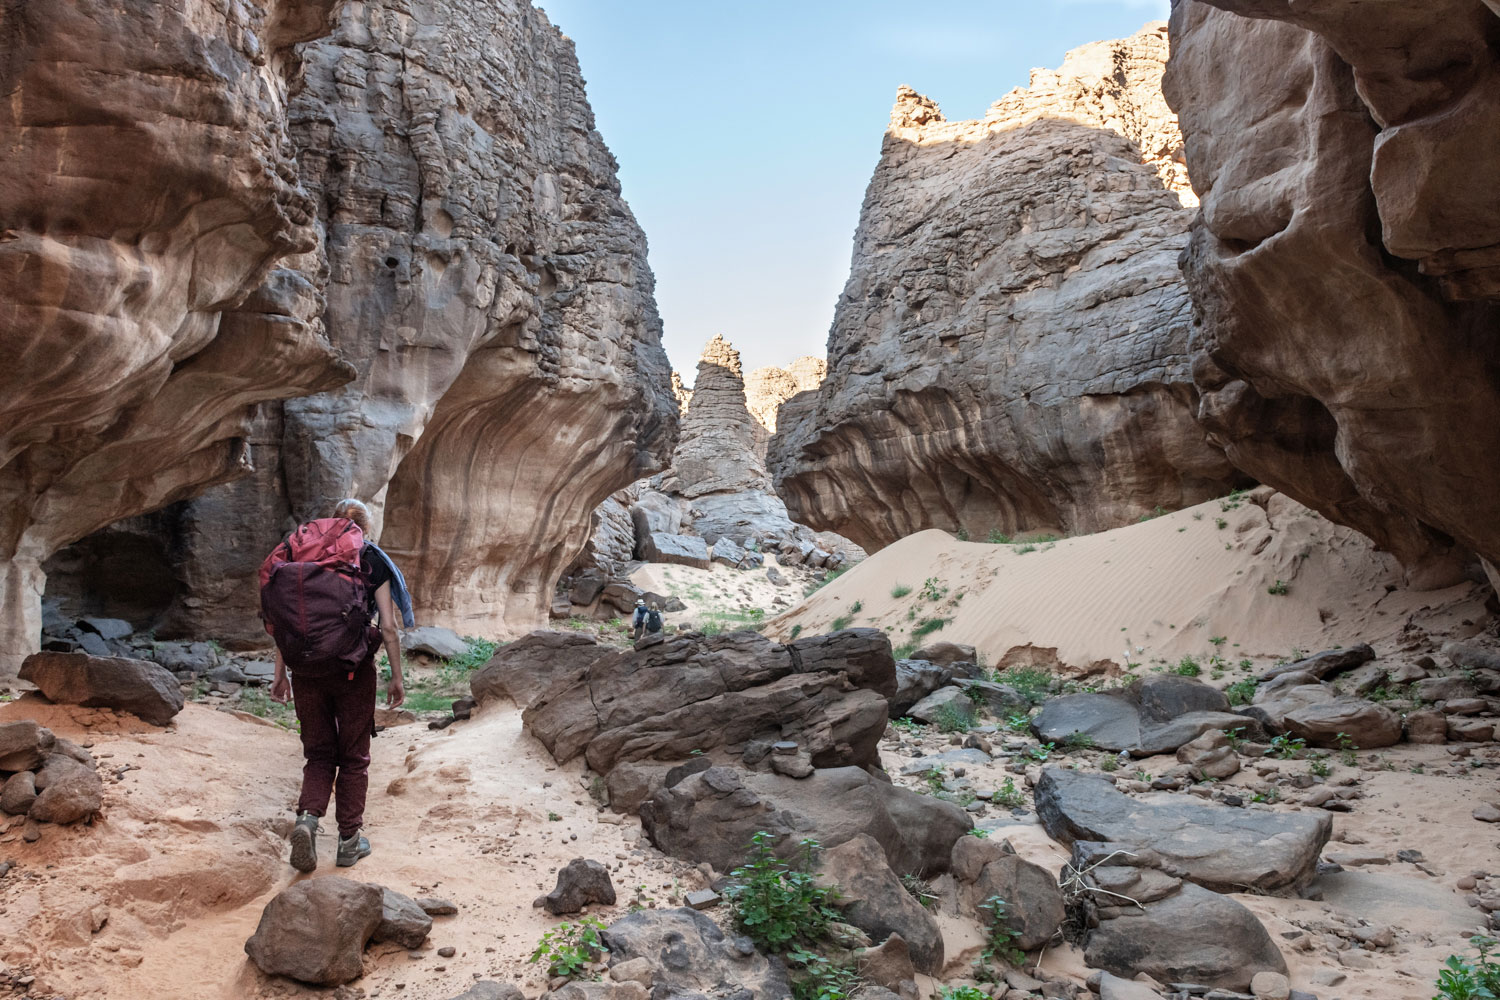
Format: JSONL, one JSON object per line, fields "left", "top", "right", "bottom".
{"left": 0, "top": 721, "right": 55, "bottom": 772}
{"left": 20, "top": 651, "right": 184, "bottom": 726}
{"left": 542, "top": 858, "right": 617, "bottom": 915}
{"left": 601, "top": 907, "right": 791, "bottom": 998}
{"left": 1032, "top": 675, "right": 1240, "bottom": 755}
{"left": 891, "top": 660, "right": 954, "bottom": 717}
{"left": 1259, "top": 644, "right": 1375, "bottom": 683}
{"left": 244, "top": 878, "right": 383, "bottom": 985}
{"left": 815, "top": 834, "right": 944, "bottom": 973}
{"left": 372, "top": 887, "right": 433, "bottom": 949}
{"left": 29, "top": 755, "right": 103, "bottom": 824}
{"left": 1034, "top": 768, "right": 1329, "bottom": 895}
{"left": 470, "top": 630, "right": 614, "bottom": 709}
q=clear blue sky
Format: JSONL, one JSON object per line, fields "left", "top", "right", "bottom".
{"left": 537, "top": 0, "right": 1170, "bottom": 377}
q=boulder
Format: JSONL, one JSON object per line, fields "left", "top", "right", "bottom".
{"left": 78, "top": 617, "right": 133, "bottom": 641}
{"left": 1259, "top": 645, "right": 1375, "bottom": 683}
{"left": 1414, "top": 676, "right": 1479, "bottom": 703}
{"left": 638, "top": 532, "right": 711, "bottom": 570}
{"left": 1034, "top": 768, "right": 1330, "bottom": 894}
{"left": 952, "top": 679, "right": 1031, "bottom": 718}
{"left": 20, "top": 652, "right": 184, "bottom": 726}
{"left": 966, "top": 853, "right": 1065, "bottom": 952}
{"left": 1405, "top": 708, "right": 1448, "bottom": 744}
{"left": 470, "top": 631, "right": 614, "bottom": 709}
{"left": 816, "top": 834, "right": 944, "bottom": 973}
{"left": 372, "top": 887, "right": 433, "bottom": 949}
{"left": 891, "top": 660, "right": 954, "bottom": 717}
{"left": 0, "top": 772, "right": 37, "bottom": 815}
{"left": 907, "top": 686, "right": 975, "bottom": 727}
{"left": 911, "top": 642, "right": 977, "bottom": 668}
{"left": 1097, "top": 972, "right": 1167, "bottom": 1000}
{"left": 1032, "top": 675, "right": 1241, "bottom": 754}
{"left": 1175, "top": 730, "right": 1239, "bottom": 780}
{"left": 1282, "top": 698, "right": 1401, "bottom": 748}
{"left": 445, "top": 985, "right": 523, "bottom": 1000}
{"left": 149, "top": 640, "right": 220, "bottom": 675}
{"left": 640, "top": 766, "right": 969, "bottom": 878}
{"left": 859, "top": 934, "right": 917, "bottom": 993}
{"left": 0, "top": 721, "right": 55, "bottom": 772}
{"left": 28, "top": 755, "right": 102, "bottom": 824}
{"left": 542, "top": 859, "right": 617, "bottom": 915}
{"left": 1084, "top": 881, "right": 1287, "bottom": 991}
{"left": 523, "top": 630, "right": 895, "bottom": 775}
{"left": 1245, "top": 679, "right": 1341, "bottom": 732}
{"left": 401, "top": 627, "right": 469, "bottom": 660}
{"left": 244, "top": 878, "right": 383, "bottom": 985}
{"left": 601, "top": 907, "right": 792, "bottom": 999}
{"left": 710, "top": 536, "right": 746, "bottom": 567}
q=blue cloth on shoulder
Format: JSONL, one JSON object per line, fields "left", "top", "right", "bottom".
{"left": 365, "top": 542, "right": 415, "bottom": 628}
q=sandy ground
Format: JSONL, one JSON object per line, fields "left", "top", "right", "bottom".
{"left": 764, "top": 490, "right": 1491, "bottom": 675}
{"left": 875, "top": 723, "right": 1500, "bottom": 1000}
{"left": 631, "top": 555, "right": 819, "bottom": 632}
{"left": 0, "top": 697, "right": 707, "bottom": 1000}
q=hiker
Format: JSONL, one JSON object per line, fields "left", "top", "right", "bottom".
{"left": 644, "top": 602, "right": 665, "bottom": 636}
{"left": 631, "top": 598, "right": 649, "bottom": 640}
{"left": 264, "top": 498, "right": 414, "bottom": 872}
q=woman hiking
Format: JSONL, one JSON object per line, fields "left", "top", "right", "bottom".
{"left": 263, "top": 498, "right": 412, "bottom": 872}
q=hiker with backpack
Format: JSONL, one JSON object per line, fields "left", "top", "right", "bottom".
{"left": 631, "top": 598, "right": 649, "bottom": 640}
{"left": 644, "top": 603, "right": 664, "bottom": 636}
{"left": 263, "top": 498, "right": 413, "bottom": 872}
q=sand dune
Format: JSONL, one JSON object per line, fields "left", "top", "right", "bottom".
{"left": 766, "top": 489, "right": 1489, "bottom": 674}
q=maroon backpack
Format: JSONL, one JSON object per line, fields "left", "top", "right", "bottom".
{"left": 259, "top": 518, "right": 373, "bottom": 676}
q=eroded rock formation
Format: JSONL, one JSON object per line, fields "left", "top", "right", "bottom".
{"left": 745, "top": 356, "right": 826, "bottom": 460}
{"left": 1163, "top": 1, "right": 1500, "bottom": 587}
{"left": 0, "top": 0, "right": 353, "bottom": 673}
{"left": 37, "top": 0, "right": 678, "bottom": 645}
{"left": 768, "top": 25, "right": 1238, "bottom": 551}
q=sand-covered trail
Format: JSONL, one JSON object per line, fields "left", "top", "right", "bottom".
{"left": 767, "top": 489, "right": 1490, "bottom": 673}
{"left": 0, "top": 697, "right": 701, "bottom": 1000}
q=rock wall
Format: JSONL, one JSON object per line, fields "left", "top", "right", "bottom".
{"left": 0, "top": 0, "right": 355, "bottom": 673}
{"left": 28, "top": 0, "right": 678, "bottom": 648}
{"left": 745, "top": 357, "right": 826, "bottom": 461}
{"left": 768, "top": 25, "right": 1238, "bottom": 552}
{"left": 1163, "top": 1, "right": 1500, "bottom": 587}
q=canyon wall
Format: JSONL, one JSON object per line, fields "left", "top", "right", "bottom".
{"left": 0, "top": 0, "right": 353, "bottom": 673}
{"left": 768, "top": 25, "right": 1238, "bottom": 551}
{"left": 1164, "top": 0, "right": 1500, "bottom": 587}
{"left": 27, "top": 0, "right": 677, "bottom": 650}
{"left": 745, "top": 357, "right": 826, "bottom": 461}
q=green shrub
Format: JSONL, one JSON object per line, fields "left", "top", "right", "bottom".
{"left": 955, "top": 527, "right": 970, "bottom": 541}
{"left": 900, "top": 873, "right": 938, "bottom": 909}
{"left": 1268, "top": 734, "right": 1306, "bottom": 759}
{"left": 920, "top": 577, "right": 949, "bottom": 602}
{"left": 829, "top": 615, "right": 852, "bottom": 632}
{"left": 986, "top": 529, "right": 1011, "bottom": 544}
{"left": 529, "top": 916, "right": 607, "bottom": 978}
{"left": 1267, "top": 579, "right": 1290, "bottom": 596}
{"left": 1062, "top": 732, "right": 1096, "bottom": 749}
{"left": 1023, "top": 742, "right": 1055, "bottom": 762}
{"left": 893, "top": 642, "right": 918, "bottom": 659}
{"left": 1004, "top": 712, "right": 1031, "bottom": 733}
{"left": 995, "top": 666, "right": 1052, "bottom": 703}
{"left": 725, "top": 832, "right": 841, "bottom": 953}
{"left": 891, "top": 583, "right": 913, "bottom": 598}
{"left": 1435, "top": 936, "right": 1500, "bottom": 1000}
{"left": 1309, "top": 757, "right": 1331, "bottom": 778}
{"left": 912, "top": 617, "right": 950, "bottom": 640}
{"left": 1335, "top": 731, "right": 1359, "bottom": 767}
{"left": 788, "top": 624, "right": 803, "bottom": 640}
{"left": 934, "top": 704, "right": 972, "bottom": 734}
{"left": 787, "top": 950, "right": 860, "bottom": 1000}
{"left": 1099, "top": 755, "right": 1118, "bottom": 772}
{"left": 939, "top": 988, "right": 991, "bottom": 1000}
{"left": 891, "top": 716, "right": 925, "bottom": 733}
{"left": 977, "top": 895, "right": 1026, "bottom": 968}
{"left": 1172, "top": 656, "right": 1201, "bottom": 677}
{"left": 448, "top": 636, "right": 500, "bottom": 671}
{"left": 849, "top": 600, "right": 863, "bottom": 614}
{"left": 1224, "top": 678, "right": 1258, "bottom": 706}
{"left": 993, "top": 777, "right": 1025, "bottom": 809}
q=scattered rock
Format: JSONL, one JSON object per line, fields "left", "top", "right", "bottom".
{"left": 640, "top": 765, "right": 969, "bottom": 878}
{"left": 952, "top": 678, "right": 1031, "bottom": 717}
{"left": 816, "top": 834, "right": 944, "bottom": 973}
{"left": 244, "top": 878, "right": 383, "bottom": 985}
{"left": 445, "top": 984, "right": 523, "bottom": 1000}
{"left": 601, "top": 908, "right": 791, "bottom": 999}
{"left": 0, "top": 772, "right": 38, "bottom": 816}
{"left": 891, "top": 660, "right": 955, "bottom": 718}
{"left": 907, "top": 686, "right": 975, "bottom": 726}
{"left": 0, "top": 721, "right": 55, "bottom": 772}
{"left": 415, "top": 897, "right": 459, "bottom": 916}
{"left": 638, "top": 532, "right": 712, "bottom": 570}
{"left": 542, "top": 859, "right": 617, "bottom": 915}
{"left": 401, "top": 626, "right": 469, "bottom": 660}
{"left": 684, "top": 889, "right": 719, "bottom": 910}
{"left": 79, "top": 617, "right": 133, "bottom": 641}
{"left": 1259, "top": 645, "right": 1375, "bottom": 683}
{"left": 965, "top": 852, "right": 1065, "bottom": 951}
{"left": 28, "top": 756, "right": 103, "bottom": 824}
{"left": 1035, "top": 768, "right": 1330, "bottom": 894}
{"left": 1405, "top": 708, "right": 1448, "bottom": 744}
{"left": 1176, "top": 730, "right": 1239, "bottom": 779}
{"left": 20, "top": 651, "right": 184, "bottom": 726}
{"left": 1474, "top": 803, "right": 1500, "bottom": 823}
{"left": 373, "top": 887, "right": 433, "bottom": 949}
{"left": 1282, "top": 697, "right": 1401, "bottom": 748}
{"left": 910, "top": 642, "right": 977, "bottom": 668}
{"left": 1250, "top": 971, "right": 1290, "bottom": 1000}
{"left": 1032, "top": 675, "right": 1251, "bottom": 755}
{"left": 1097, "top": 972, "right": 1167, "bottom": 1000}
{"left": 470, "top": 631, "right": 615, "bottom": 709}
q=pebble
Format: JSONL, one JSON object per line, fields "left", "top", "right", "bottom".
{"left": 437, "top": 947, "right": 456, "bottom": 958}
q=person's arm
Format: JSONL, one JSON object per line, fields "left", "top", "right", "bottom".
{"left": 270, "top": 647, "right": 292, "bottom": 704}
{"left": 375, "top": 581, "right": 405, "bottom": 707}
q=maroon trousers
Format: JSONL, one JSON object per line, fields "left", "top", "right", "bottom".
{"left": 291, "top": 651, "right": 377, "bottom": 838}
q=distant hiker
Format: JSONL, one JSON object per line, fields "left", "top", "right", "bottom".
{"left": 645, "top": 602, "right": 665, "bottom": 636}
{"left": 631, "top": 598, "right": 649, "bottom": 640}
{"left": 263, "top": 498, "right": 413, "bottom": 873}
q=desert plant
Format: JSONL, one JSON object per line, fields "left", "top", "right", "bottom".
{"left": 725, "top": 833, "right": 841, "bottom": 953}
{"left": 1024, "top": 742, "right": 1055, "bottom": 762}
{"left": 1014, "top": 543, "right": 1037, "bottom": 555}
{"left": 1004, "top": 712, "right": 1031, "bottom": 733}
{"left": 995, "top": 666, "right": 1052, "bottom": 704}
{"left": 891, "top": 716, "right": 925, "bottom": 733}
{"left": 529, "top": 916, "right": 607, "bottom": 978}
{"left": 920, "top": 577, "right": 949, "bottom": 602}
{"left": 1334, "top": 731, "right": 1359, "bottom": 767}
{"left": 986, "top": 529, "right": 1011, "bottom": 544}
{"left": 1225, "top": 678, "right": 1258, "bottom": 706}
{"left": 891, "top": 583, "right": 912, "bottom": 598}
{"left": 993, "top": 777, "right": 1025, "bottom": 809}
{"left": 787, "top": 949, "right": 860, "bottom": 1000}
{"left": 892, "top": 642, "right": 918, "bottom": 659}
{"left": 1309, "top": 756, "right": 1332, "bottom": 778}
{"left": 1267, "top": 579, "right": 1290, "bottom": 596}
{"left": 1434, "top": 936, "right": 1500, "bottom": 1000}
{"left": 900, "top": 873, "right": 938, "bottom": 909}
{"left": 1268, "top": 734, "right": 1307, "bottom": 760}
{"left": 1099, "top": 754, "right": 1118, "bottom": 772}
{"left": 1172, "top": 656, "right": 1202, "bottom": 677}
{"left": 1062, "top": 732, "right": 1097, "bottom": 749}
{"left": 976, "top": 895, "right": 1026, "bottom": 968}
{"left": 912, "top": 617, "right": 950, "bottom": 640}
{"left": 829, "top": 615, "right": 853, "bottom": 632}
{"left": 849, "top": 600, "right": 863, "bottom": 614}
{"left": 788, "top": 624, "right": 803, "bottom": 641}
{"left": 934, "top": 704, "right": 972, "bottom": 734}
{"left": 955, "top": 527, "right": 970, "bottom": 541}
{"left": 939, "top": 988, "right": 990, "bottom": 1000}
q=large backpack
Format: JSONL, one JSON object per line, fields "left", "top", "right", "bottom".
{"left": 645, "top": 608, "right": 663, "bottom": 633}
{"left": 259, "top": 518, "right": 372, "bottom": 676}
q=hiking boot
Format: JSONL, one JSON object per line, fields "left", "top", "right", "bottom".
{"left": 289, "top": 812, "right": 319, "bottom": 873}
{"left": 336, "top": 831, "right": 372, "bottom": 868}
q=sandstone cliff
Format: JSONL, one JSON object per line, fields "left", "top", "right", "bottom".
{"left": 745, "top": 357, "right": 826, "bottom": 461}
{"left": 768, "top": 25, "right": 1237, "bottom": 551}
{"left": 0, "top": 0, "right": 353, "bottom": 673}
{"left": 29, "top": 0, "right": 677, "bottom": 648}
{"left": 1163, "top": 1, "right": 1500, "bottom": 587}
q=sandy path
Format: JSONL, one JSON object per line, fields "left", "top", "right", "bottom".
{"left": 0, "top": 697, "right": 700, "bottom": 999}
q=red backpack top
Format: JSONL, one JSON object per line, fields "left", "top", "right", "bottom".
{"left": 259, "top": 518, "right": 373, "bottom": 676}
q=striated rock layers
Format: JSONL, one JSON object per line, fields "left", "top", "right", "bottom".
{"left": 0, "top": 0, "right": 353, "bottom": 673}
{"left": 38, "top": 0, "right": 678, "bottom": 644}
{"left": 1163, "top": 1, "right": 1500, "bottom": 588}
{"left": 768, "top": 25, "right": 1238, "bottom": 552}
